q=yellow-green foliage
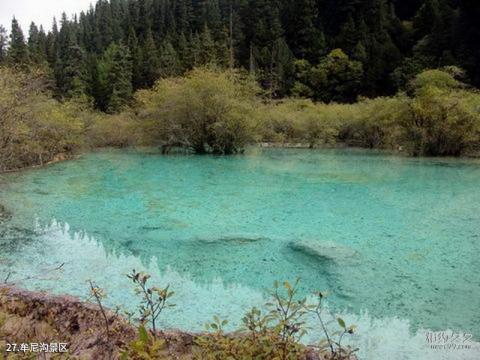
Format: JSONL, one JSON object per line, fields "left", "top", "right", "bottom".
{"left": 258, "top": 96, "right": 410, "bottom": 149}
{"left": 1, "top": 66, "right": 479, "bottom": 171}
{"left": 121, "top": 325, "right": 169, "bottom": 360}
{"left": 193, "top": 280, "right": 357, "bottom": 360}
{"left": 85, "top": 111, "right": 140, "bottom": 148}
{"left": 258, "top": 99, "right": 343, "bottom": 147}
{"left": 336, "top": 95, "right": 410, "bottom": 149}
{"left": 135, "top": 67, "right": 260, "bottom": 154}
{"left": 403, "top": 69, "right": 480, "bottom": 156}
{"left": 259, "top": 68, "right": 480, "bottom": 156}
{"left": 0, "top": 67, "right": 84, "bottom": 171}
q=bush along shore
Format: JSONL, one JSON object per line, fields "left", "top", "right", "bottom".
{"left": 1, "top": 274, "right": 358, "bottom": 360}
{"left": 1, "top": 65, "right": 480, "bottom": 173}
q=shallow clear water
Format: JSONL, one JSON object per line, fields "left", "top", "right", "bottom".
{"left": 1, "top": 148, "right": 479, "bottom": 359}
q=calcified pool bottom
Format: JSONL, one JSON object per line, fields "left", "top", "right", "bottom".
{"left": 0, "top": 148, "right": 479, "bottom": 359}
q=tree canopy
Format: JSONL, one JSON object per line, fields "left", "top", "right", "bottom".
{"left": 0, "top": 0, "right": 478, "bottom": 112}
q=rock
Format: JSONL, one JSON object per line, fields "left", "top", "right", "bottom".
{"left": 289, "top": 240, "right": 358, "bottom": 264}
{"left": 196, "top": 235, "right": 268, "bottom": 245}
{"left": 0, "top": 204, "right": 11, "bottom": 221}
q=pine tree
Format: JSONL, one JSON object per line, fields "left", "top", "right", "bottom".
{"left": 189, "top": 31, "right": 202, "bottom": 67}
{"left": 110, "top": 0, "right": 124, "bottom": 42}
{"left": 176, "top": 0, "right": 192, "bottom": 35}
{"left": 46, "top": 18, "right": 59, "bottom": 67}
{"left": 0, "top": 26, "right": 7, "bottom": 63}
{"left": 97, "top": 43, "right": 133, "bottom": 113}
{"left": 1, "top": 0, "right": 476, "bottom": 105}
{"left": 413, "top": 0, "right": 440, "bottom": 40}
{"left": 127, "top": 26, "right": 143, "bottom": 89}
{"left": 141, "top": 28, "right": 160, "bottom": 87}
{"left": 177, "top": 32, "right": 191, "bottom": 71}
{"left": 202, "top": 0, "right": 222, "bottom": 35}
{"left": 55, "top": 13, "right": 89, "bottom": 99}
{"left": 158, "top": 40, "right": 180, "bottom": 78}
{"left": 28, "top": 22, "right": 47, "bottom": 64}
{"left": 137, "top": 0, "right": 151, "bottom": 41}
{"left": 284, "top": 0, "right": 324, "bottom": 61}
{"left": 37, "top": 26, "right": 48, "bottom": 63}
{"left": 8, "top": 18, "right": 29, "bottom": 65}
{"left": 269, "top": 38, "right": 295, "bottom": 97}
{"left": 199, "top": 24, "right": 216, "bottom": 65}
{"left": 336, "top": 15, "right": 357, "bottom": 54}
{"left": 95, "top": 0, "right": 114, "bottom": 52}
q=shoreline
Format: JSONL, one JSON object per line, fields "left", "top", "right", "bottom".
{"left": 0, "top": 285, "right": 329, "bottom": 359}
{"left": 0, "top": 153, "right": 79, "bottom": 175}
{"left": 1, "top": 144, "right": 479, "bottom": 175}
{"left": 0, "top": 284, "right": 202, "bottom": 359}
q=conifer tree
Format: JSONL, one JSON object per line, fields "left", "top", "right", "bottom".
{"left": 158, "top": 40, "right": 180, "bottom": 78}
{"left": 46, "top": 19, "right": 59, "bottom": 66}
{"left": 285, "top": 0, "right": 324, "bottom": 61}
{"left": 0, "top": 26, "right": 7, "bottom": 63}
{"left": 8, "top": 18, "right": 29, "bottom": 65}
{"left": 141, "top": 28, "right": 159, "bottom": 87}
{"left": 199, "top": 24, "right": 216, "bottom": 65}
{"left": 28, "top": 22, "right": 47, "bottom": 64}
{"left": 176, "top": 32, "right": 190, "bottom": 71}
{"left": 190, "top": 31, "right": 202, "bottom": 67}
{"left": 1, "top": 0, "right": 478, "bottom": 106}
{"left": 55, "top": 14, "right": 89, "bottom": 99}
{"left": 127, "top": 26, "right": 143, "bottom": 90}
{"left": 99, "top": 43, "right": 133, "bottom": 113}
{"left": 176, "top": 0, "right": 192, "bottom": 35}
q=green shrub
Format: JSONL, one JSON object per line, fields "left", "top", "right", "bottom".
{"left": 135, "top": 67, "right": 260, "bottom": 154}
{"left": 0, "top": 67, "right": 84, "bottom": 171}
{"left": 85, "top": 111, "right": 140, "bottom": 148}
{"left": 194, "top": 279, "right": 357, "bottom": 360}
{"left": 260, "top": 68, "right": 480, "bottom": 157}
{"left": 402, "top": 69, "right": 480, "bottom": 156}
{"left": 258, "top": 99, "right": 342, "bottom": 147}
{"left": 121, "top": 325, "right": 169, "bottom": 360}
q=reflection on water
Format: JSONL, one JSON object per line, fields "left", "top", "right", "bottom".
{"left": 1, "top": 220, "right": 478, "bottom": 360}
{"left": 1, "top": 148, "right": 480, "bottom": 359}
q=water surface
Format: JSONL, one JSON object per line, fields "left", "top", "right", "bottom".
{"left": 1, "top": 148, "right": 479, "bottom": 359}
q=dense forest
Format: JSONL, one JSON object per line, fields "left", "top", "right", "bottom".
{"left": 1, "top": 0, "right": 479, "bottom": 112}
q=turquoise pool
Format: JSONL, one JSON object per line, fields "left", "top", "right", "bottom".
{"left": 1, "top": 148, "right": 479, "bottom": 359}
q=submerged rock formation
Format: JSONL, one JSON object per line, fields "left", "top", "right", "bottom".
{"left": 196, "top": 235, "right": 269, "bottom": 245}
{"left": 0, "top": 204, "right": 11, "bottom": 221}
{"left": 289, "top": 240, "right": 359, "bottom": 264}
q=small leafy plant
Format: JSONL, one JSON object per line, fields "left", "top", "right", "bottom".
{"left": 306, "top": 291, "right": 358, "bottom": 359}
{"left": 194, "top": 279, "right": 358, "bottom": 360}
{"left": 88, "top": 280, "right": 111, "bottom": 343}
{"left": 121, "top": 325, "right": 168, "bottom": 360}
{"left": 127, "top": 269, "right": 175, "bottom": 335}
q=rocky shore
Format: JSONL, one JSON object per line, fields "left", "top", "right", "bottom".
{"left": 0, "top": 285, "right": 333, "bottom": 359}
{"left": 0, "top": 285, "right": 195, "bottom": 359}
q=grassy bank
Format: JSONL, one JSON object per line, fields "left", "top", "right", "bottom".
{"left": 1, "top": 66, "right": 480, "bottom": 172}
